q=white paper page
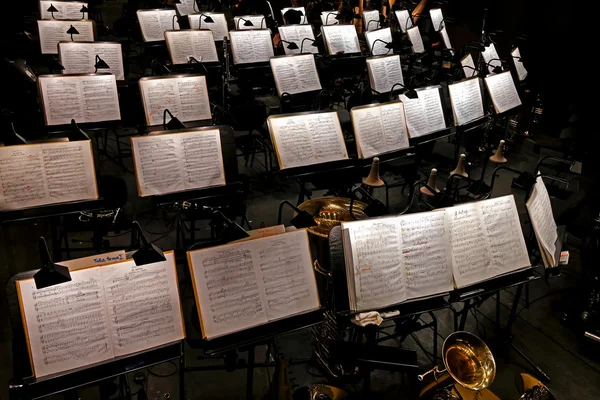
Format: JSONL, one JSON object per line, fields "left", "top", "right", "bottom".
{"left": 60, "top": 251, "right": 127, "bottom": 271}
{"left": 321, "top": 11, "right": 339, "bottom": 25}
{"left": 246, "top": 225, "right": 286, "bottom": 239}
{"left": 365, "top": 27, "right": 392, "bottom": 56}
{"left": 38, "top": 20, "right": 94, "bottom": 54}
{"left": 448, "top": 78, "right": 484, "bottom": 126}
{"left": 400, "top": 87, "right": 446, "bottom": 137}
{"left": 484, "top": 71, "right": 521, "bottom": 114}
{"left": 137, "top": 10, "right": 179, "bottom": 42}
{"left": 131, "top": 134, "right": 185, "bottom": 196}
{"left": 395, "top": 10, "right": 412, "bottom": 33}
{"left": 268, "top": 112, "right": 348, "bottom": 169}
{"left": 526, "top": 176, "right": 558, "bottom": 265}
{"left": 278, "top": 25, "right": 317, "bottom": 55}
{"left": 351, "top": 102, "right": 409, "bottom": 158}
{"left": 363, "top": 10, "right": 380, "bottom": 32}
{"left": 234, "top": 15, "right": 266, "bottom": 30}
{"left": 175, "top": 0, "right": 195, "bottom": 16}
{"left": 178, "top": 129, "right": 226, "bottom": 191}
{"left": 440, "top": 26, "right": 452, "bottom": 50}
{"left": 461, "top": 53, "right": 477, "bottom": 78}
{"left": 343, "top": 218, "right": 406, "bottom": 311}
{"left": 448, "top": 202, "right": 493, "bottom": 288}
{"left": 102, "top": 252, "right": 185, "bottom": 356}
{"left": 480, "top": 195, "right": 530, "bottom": 276}
{"left": 270, "top": 54, "right": 322, "bottom": 96}
{"left": 281, "top": 7, "right": 307, "bottom": 24}
{"left": 367, "top": 55, "right": 404, "bottom": 93}
{"left": 0, "top": 145, "right": 49, "bottom": 210}
{"left": 429, "top": 8, "right": 444, "bottom": 31}
{"left": 18, "top": 268, "right": 114, "bottom": 378}
{"left": 406, "top": 26, "right": 424, "bottom": 53}
{"left": 188, "top": 13, "right": 229, "bottom": 41}
{"left": 40, "top": 1, "right": 88, "bottom": 20}
{"left": 398, "top": 211, "right": 454, "bottom": 299}
{"left": 512, "top": 47, "right": 528, "bottom": 81}
{"left": 482, "top": 43, "right": 501, "bottom": 73}
{"left": 229, "top": 30, "right": 274, "bottom": 64}
{"left": 79, "top": 74, "right": 121, "bottom": 123}
{"left": 165, "top": 30, "right": 219, "bottom": 64}
{"left": 322, "top": 25, "right": 360, "bottom": 55}
{"left": 59, "top": 42, "right": 125, "bottom": 81}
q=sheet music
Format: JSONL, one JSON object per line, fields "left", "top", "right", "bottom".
{"left": 268, "top": 112, "right": 348, "bottom": 169}
{"left": 139, "top": 75, "right": 211, "bottom": 126}
{"left": 175, "top": 0, "right": 195, "bottom": 16}
{"left": 440, "top": 26, "right": 452, "bottom": 50}
{"left": 526, "top": 176, "right": 558, "bottom": 266}
{"left": 322, "top": 25, "right": 360, "bottom": 55}
{"left": 281, "top": 7, "right": 307, "bottom": 24}
{"left": 278, "top": 25, "right": 317, "bottom": 55}
{"left": 188, "top": 13, "right": 229, "bottom": 41}
{"left": 512, "top": 47, "right": 528, "bottom": 81}
{"left": 363, "top": 10, "right": 380, "bottom": 32}
{"left": 399, "top": 211, "right": 454, "bottom": 299}
{"left": 0, "top": 141, "right": 97, "bottom": 210}
{"left": 189, "top": 229, "right": 319, "bottom": 338}
{"left": 321, "top": 11, "right": 338, "bottom": 25}
{"left": 406, "top": 26, "right": 424, "bottom": 53}
{"left": 395, "top": 10, "right": 412, "bottom": 33}
{"left": 400, "top": 86, "right": 446, "bottom": 137}
{"left": 39, "top": 1, "right": 88, "bottom": 20}
{"left": 461, "top": 53, "right": 477, "bottom": 78}
{"left": 270, "top": 54, "right": 321, "bottom": 96}
{"left": 343, "top": 218, "right": 406, "bottom": 311}
{"left": 448, "top": 78, "right": 484, "bottom": 126}
{"left": 132, "top": 129, "right": 225, "bottom": 197}
{"left": 60, "top": 251, "right": 127, "bottom": 271}
{"left": 102, "top": 252, "right": 184, "bottom": 356}
{"left": 429, "top": 8, "right": 444, "bottom": 31}
{"left": 137, "top": 9, "right": 179, "bottom": 42}
{"left": 482, "top": 43, "right": 501, "bottom": 73}
{"left": 38, "top": 20, "right": 94, "bottom": 54}
{"left": 234, "top": 15, "right": 266, "bottom": 30}
{"left": 484, "top": 71, "right": 521, "bottom": 114}
{"left": 365, "top": 27, "right": 392, "bottom": 56}
{"left": 229, "top": 30, "right": 274, "bottom": 64}
{"left": 351, "top": 102, "right": 409, "bottom": 159}
{"left": 58, "top": 42, "right": 125, "bottom": 81}
{"left": 165, "top": 30, "right": 219, "bottom": 64}
{"left": 18, "top": 268, "right": 114, "bottom": 378}
{"left": 366, "top": 55, "right": 404, "bottom": 93}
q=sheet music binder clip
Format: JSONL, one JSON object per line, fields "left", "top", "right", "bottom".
{"left": 33, "top": 237, "right": 71, "bottom": 289}
{"left": 129, "top": 221, "right": 166, "bottom": 265}
{"left": 163, "top": 109, "right": 186, "bottom": 130}
{"left": 277, "top": 200, "right": 317, "bottom": 228}
{"left": 68, "top": 119, "right": 90, "bottom": 141}
{"left": 211, "top": 211, "right": 250, "bottom": 243}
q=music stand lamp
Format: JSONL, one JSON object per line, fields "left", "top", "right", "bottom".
{"left": 47, "top": 4, "right": 58, "bottom": 19}
{"left": 67, "top": 25, "right": 79, "bottom": 41}
{"left": 389, "top": 82, "right": 417, "bottom": 101}
{"left": 198, "top": 13, "right": 214, "bottom": 28}
{"left": 279, "top": 40, "right": 299, "bottom": 50}
{"left": 277, "top": 200, "right": 317, "bottom": 228}
{"left": 94, "top": 55, "right": 110, "bottom": 72}
{"left": 463, "top": 65, "right": 484, "bottom": 78}
{"left": 324, "top": 12, "right": 338, "bottom": 25}
{"left": 236, "top": 17, "right": 264, "bottom": 29}
{"left": 365, "top": 19, "right": 380, "bottom": 31}
{"left": 370, "top": 39, "right": 393, "bottom": 55}
{"left": 33, "top": 237, "right": 71, "bottom": 289}
{"left": 80, "top": 5, "right": 88, "bottom": 19}
{"left": 211, "top": 211, "right": 249, "bottom": 243}
{"left": 129, "top": 221, "right": 167, "bottom": 265}
{"left": 300, "top": 38, "right": 318, "bottom": 53}
{"left": 485, "top": 58, "right": 505, "bottom": 74}
{"left": 163, "top": 108, "right": 186, "bottom": 130}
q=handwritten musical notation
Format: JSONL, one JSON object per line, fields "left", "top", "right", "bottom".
{"left": 165, "top": 30, "right": 219, "bottom": 65}
{"left": 270, "top": 54, "right": 321, "bottom": 96}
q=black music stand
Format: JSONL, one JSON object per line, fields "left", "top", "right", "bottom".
{"left": 279, "top": 90, "right": 322, "bottom": 114}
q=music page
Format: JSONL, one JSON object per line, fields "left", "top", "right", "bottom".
{"left": 448, "top": 77, "right": 484, "bottom": 126}
{"left": 351, "top": 101, "right": 409, "bottom": 158}
{"left": 321, "top": 11, "right": 338, "bottom": 26}
{"left": 484, "top": 71, "right": 521, "bottom": 114}
{"left": 0, "top": 145, "right": 48, "bottom": 210}
{"left": 400, "top": 86, "right": 446, "bottom": 137}
{"left": 165, "top": 30, "right": 219, "bottom": 64}
{"left": 229, "top": 30, "right": 274, "bottom": 64}
{"left": 40, "top": 1, "right": 88, "bottom": 20}
{"left": 322, "top": 25, "right": 360, "bottom": 55}
{"left": 270, "top": 54, "right": 321, "bottom": 96}
{"left": 59, "top": 42, "right": 125, "bottom": 81}
{"left": 512, "top": 47, "right": 528, "bottom": 81}
{"left": 395, "top": 10, "right": 412, "bottom": 33}
{"left": 175, "top": 0, "right": 195, "bottom": 16}
{"left": 406, "top": 26, "right": 424, "bottom": 53}
{"left": 362, "top": 10, "right": 380, "bottom": 32}
{"left": 278, "top": 25, "right": 317, "bottom": 55}
{"left": 367, "top": 55, "right": 404, "bottom": 93}
{"left": 267, "top": 112, "right": 348, "bottom": 169}
{"left": 137, "top": 9, "right": 179, "bottom": 42}
{"left": 482, "top": 43, "right": 501, "bottom": 73}
{"left": 234, "top": 15, "right": 266, "bottom": 30}
{"left": 461, "top": 53, "right": 477, "bottom": 78}
{"left": 526, "top": 176, "right": 558, "bottom": 266}
{"left": 365, "top": 27, "right": 392, "bottom": 56}
{"left": 188, "top": 13, "right": 228, "bottom": 41}
{"left": 38, "top": 20, "right": 95, "bottom": 54}
{"left": 429, "top": 8, "right": 444, "bottom": 31}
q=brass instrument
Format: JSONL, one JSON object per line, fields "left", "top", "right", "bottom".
{"left": 296, "top": 197, "right": 368, "bottom": 239}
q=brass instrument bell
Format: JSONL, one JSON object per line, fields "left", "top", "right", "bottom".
{"left": 421, "top": 168, "right": 441, "bottom": 196}
{"left": 362, "top": 157, "right": 385, "bottom": 187}
{"left": 451, "top": 154, "right": 469, "bottom": 178}
{"left": 489, "top": 140, "right": 508, "bottom": 164}
{"left": 296, "top": 197, "right": 368, "bottom": 239}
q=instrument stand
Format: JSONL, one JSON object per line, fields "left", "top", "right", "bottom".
{"left": 279, "top": 90, "right": 321, "bottom": 114}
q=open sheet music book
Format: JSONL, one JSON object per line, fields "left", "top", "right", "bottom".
{"left": 365, "top": 27, "right": 392, "bottom": 56}
{"left": 38, "top": 74, "right": 121, "bottom": 125}
{"left": 484, "top": 71, "right": 521, "bottom": 114}
{"left": 139, "top": 75, "right": 211, "bottom": 126}
{"left": 512, "top": 47, "right": 528, "bottom": 81}
{"left": 278, "top": 25, "right": 317, "bottom": 55}
{"left": 406, "top": 26, "right": 424, "bottom": 53}
{"left": 350, "top": 101, "right": 410, "bottom": 159}
{"left": 58, "top": 42, "right": 125, "bottom": 81}
{"left": 229, "top": 29, "right": 274, "bottom": 64}
{"left": 482, "top": 43, "right": 501, "bottom": 73}
{"left": 234, "top": 15, "right": 266, "bottom": 30}
{"left": 526, "top": 175, "right": 558, "bottom": 267}
{"left": 165, "top": 30, "right": 219, "bottom": 64}
{"left": 367, "top": 55, "right": 404, "bottom": 93}
{"left": 188, "top": 229, "right": 320, "bottom": 339}
{"left": 174, "top": 0, "right": 195, "bottom": 16}
{"left": 0, "top": 140, "right": 98, "bottom": 211}
{"left": 322, "top": 25, "right": 360, "bottom": 55}
{"left": 267, "top": 111, "right": 348, "bottom": 169}
{"left": 281, "top": 7, "right": 307, "bottom": 24}
{"left": 188, "top": 13, "right": 229, "bottom": 41}
{"left": 270, "top": 54, "right": 321, "bottom": 96}
{"left": 321, "top": 11, "right": 339, "bottom": 26}
{"left": 399, "top": 86, "right": 446, "bottom": 138}
{"left": 39, "top": 1, "right": 88, "bottom": 20}
{"left": 448, "top": 77, "right": 484, "bottom": 126}
{"left": 461, "top": 53, "right": 477, "bottom": 78}
{"left": 341, "top": 195, "right": 531, "bottom": 311}
{"left": 137, "top": 9, "right": 179, "bottom": 42}
{"left": 131, "top": 128, "right": 226, "bottom": 197}
{"left": 17, "top": 252, "right": 185, "bottom": 378}
{"left": 362, "top": 10, "right": 380, "bottom": 32}
{"left": 395, "top": 10, "right": 412, "bottom": 33}
{"left": 37, "top": 20, "right": 95, "bottom": 54}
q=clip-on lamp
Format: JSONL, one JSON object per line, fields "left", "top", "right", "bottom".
{"left": 163, "top": 109, "right": 186, "bottom": 130}
{"left": 370, "top": 39, "right": 393, "bottom": 55}
{"left": 67, "top": 25, "right": 79, "bottom": 41}
{"left": 279, "top": 40, "right": 299, "bottom": 50}
{"left": 389, "top": 82, "right": 418, "bottom": 101}
{"left": 94, "top": 55, "right": 110, "bottom": 72}
{"left": 129, "top": 221, "right": 166, "bottom": 266}
{"left": 277, "top": 200, "right": 318, "bottom": 228}
{"left": 80, "top": 5, "right": 88, "bottom": 19}
{"left": 212, "top": 211, "right": 250, "bottom": 243}
{"left": 198, "top": 13, "right": 215, "bottom": 28}
{"left": 34, "top": 237, "right": 71, "bottom": 289}
{"left": 47, "top": 4, "right": 58, "bottom": 19}
{"left": 300, "top": 38, "right": 318, "bottom": 53}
